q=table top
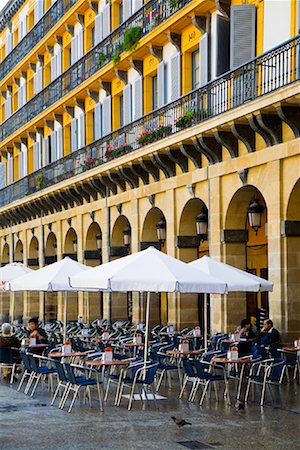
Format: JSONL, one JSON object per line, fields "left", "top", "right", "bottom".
{"left": 91, "top": 337, "right": 118, "bottom": 342}
{"left": 167, "top": 349, "right": 203, "bottom": 356}
{"left": 85, "top": 359, "right": 130, "bottom": 367}
{"left": 282, "top": 347, "right": 300, "bottom": 352}
{"left": 180, "top": 335, "right": 200, "bottom": 339}
{"left": 121, "top": 342, "right": 145, "bottom": 347}
{"left": 49, "top": 351, "right": 86, "bottom": 358}
{"left": 27, "top": 344, "right": 48, "bottom": 349}
{"left": 212, "top": 357, "right": 254, "bottom": 364}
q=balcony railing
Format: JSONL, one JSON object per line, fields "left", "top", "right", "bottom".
{"left": 0, "top": 34, "right": 299, "bottom": 209}
{"left": 0, "top": 0, "right": 192, "bottom": 143}
{"left": 0, "top": 0, "right": 79, "bottom": 81}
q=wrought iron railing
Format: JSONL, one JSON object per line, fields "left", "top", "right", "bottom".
{"left": 0, "top": 0, "right": 79, "bottom": 81}
{"left": 0, "top": 0, "right": 192, "bottom": 143}
{"left": 0, "top": 34, "right": 299, "bottom": 209}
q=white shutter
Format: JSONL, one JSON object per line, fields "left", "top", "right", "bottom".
{"left": 77, "top": 28, "right": 84, "bottom": 60}
{"left": 56, "top": 48, "right": 62, "bottom": 77}
{"left": 4, "top": 92, "right": 12, "bottom": 119}
{"left": 18, "top": 86, "right": 22, "bottom": 109}
{"left": 78, "top": 113, "right": 85, "bottom": 148}
{"left": 123, "top": 0, "right": 132, "bottom": 21}
{"left": 170, "top": 52, "right": 180, "bottom": 101}
{"left": 94, "top": 13, "right": 103, "bottom": 45}
{"left": 34, "top": 0, "right": 44, "bottom": 24}
{"left": 44, "top": 136, "right": 50, "bottom": 165}
{"left": 50, "top": 131, "right": 57, "bottom": 162}
{"left": 133, "top": 76, "right": 142, "bottom": 120}
{"left": 133, "top": 0, "right": 143, "bottom": 13}
{"left": 230, "top": 5, "right": 256, "bottom": 69}
{"left": 51, "top": 55, "right": 57, "bottom": 81}
{"left": 33, "top": 142, "right": 42, "bottom": 170}
{"left": 157, "top": 61, "right": 165, "bottom": 107}
{"left": 102, "top": 95, "right": 111, "bottom": 136}
{"left": 0, "top": 163, "right": 6, "bottom": 189}
{"left": 23, "top": 147, "right": 28, "bottom": 176}
{"left": 199, "top": 33, "right": 208, "bottom": 87}
{"left": 6, "top": 31, "right": 13, "bottom": 56}
{"left": 123, "top": 84, "right": 132, "bottom": 125}
{"left": 18, "top": 151, "right": 23, "bottom": 179}
{"left": 94, "top": 102, "right": 102, "bottom": 140}
{"left": 71, "top": 36, "right": 77, "bottom": 65}
{"left": 8, "top": 154, "right": 14, "bottom": 184}
{"left": 71, "top": 118, "right": 78, "bottom": 151}
{"left": 34, "top": 67, "right": 43, "bottom": 94}
{"left": 56, "top": 126, "right": 63, "bottom": 159}
{"left": 102, "top": 4, "right": 110, "bottom": 38}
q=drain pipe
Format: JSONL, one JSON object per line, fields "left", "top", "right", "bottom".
{"left": 106, "top": 187, "right": 112, "bottom": 323}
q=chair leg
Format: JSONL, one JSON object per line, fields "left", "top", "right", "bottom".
{"left": 213, "top": 383, "right": 218, "bottom": 401}
{"left": 104, "top": 378, "right": 111, "bottom": 401}
{"left": 179, "top": 375, "right": 187, "bottom": 399}
{"left": 199, "top": 381, "right": 210, "bottom": 406}
{"left": 24, "top": 373, "right": 35, "bottom": 395}
{"left": 260, "top": 381, "right": 267, "bottom": 406}
{"left": 245, "top": 379, "right": 251, "bottom": 403}
{"left": 96, "top": 382, "right": 104, "bottom": 412}
{"left": 117, "top": 382, "right": 125, "bottom": 407}
{"left": 150, "top": 385, "right": 157, "bottom": 409}
{"left": 128, "top": 380, "right": 136, "bottom": 410}
{"left": 51, "top": 381, "right": 62, "bottom": 406}
{"left": 68, "top": 386, "right": 80, "bottom": 413}
{"left": 155, "top": 370, "right": 165, "bottom": 392}
{"left": 17, "top": 371, "right": 28, "bottom": 392}
{"left": 224, "top": 379, "right": 231, "bottom": 406}
{"left": 190, "top": 380, "right": 200, "bottom": 402}
{"left": 60, "top": 384, "right": 71, "bottom": 409}
{"left": 10, "top": 364, "right": 16, "bottom": 384}
{"left": 30, "top": 374, "right": 42, "bottom": 397}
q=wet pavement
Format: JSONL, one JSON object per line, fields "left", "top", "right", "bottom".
{"left": 0, "top": 376, "right": 299, "bottom": 449}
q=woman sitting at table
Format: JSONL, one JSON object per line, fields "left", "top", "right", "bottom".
{"left": 236, "top": 319, "right": 256, "bottom": 357}
{"left": 26, "top": 317, "right": 48, "bottom": 345}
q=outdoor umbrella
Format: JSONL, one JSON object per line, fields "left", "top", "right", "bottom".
{"left": 5, "top": 257, "right": 90, "bottom": 341}
{"left": 69, "top": 246, "right": 228, "bottom": 365}
{"left": 0, "top": 263, "right": 33, "bottom": 324}
{"left": 189, "top": 255, "right": 273, "bottom": 345}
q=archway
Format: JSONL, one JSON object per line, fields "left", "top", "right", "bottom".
{"left": 141, "top": 208, "right": 167, "bottom": 326}
{"left": 28, "top": 236, "right": 39, "bottom": 268}
{"left": 2, "top": 243, "right": 9, "bottom": 265}
{"left": 45, "top": 232, "right": 57, "bottom": 265}
{"left": 224, "top": 185, "right": 268, "bottom": 331}
{"left": 84, "top": 222, "right": 102, "bottom": 321}
{"left": 286, "top": 178, "right": 300, "bottom": 338}
{"left": 177, "top": 198, "right": 209, "bottom": 331}
{"left": 14, "top": 239, "right": 23, "bottom": 263}
{"left": 110, "top": 216, "right": 131, "bottom": 323}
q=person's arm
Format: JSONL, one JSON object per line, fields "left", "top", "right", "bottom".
{"left": 35, "top": 328, "right": 48, "bottom": 344}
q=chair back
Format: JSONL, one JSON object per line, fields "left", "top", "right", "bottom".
{"left": 193, "top": 360, "right": 209, "bottom": 380}
{"left": 267, "top": 359, "right": 285, "bottom": 382}
{"left": 20, "top": 351, "right": 32, "bottom": 372}
{"left": 143, "top": 362, "right": 159, "bottom": 385}
{"left": 182, "top": 357, "right": 196, "bottom": 378}
{"left": 0, "top": 347, "right": 13, "bottom": 363}
{"left": 64, "top": 363, "right": 78, "bottom": 384}
{"left": 27, "top": 353, "right": 39, "bottom": 372}
{"left": 54, "top": 360, "right": 68, "bottom": 382}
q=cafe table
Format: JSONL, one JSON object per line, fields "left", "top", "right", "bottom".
{"left": 48, "top": 351, "right": 87, "bottom": 363}
{"left": 212, "top": 356, "right": 257, "bottom": 401}
{"left": 86, "top": 359, "right": 131, "bottom": 402}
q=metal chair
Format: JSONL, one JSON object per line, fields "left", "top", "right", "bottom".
{"left": 0, "top": 348, "right": 17, "bottom": 384}
{"left": 191, "top": 360, "right": 231, "bottom": 406}
{"left": 179, "top": 357, "right": 199, "bottom": 400}
{"left": 27, "top": 353, "right": 57, "bottom": 397}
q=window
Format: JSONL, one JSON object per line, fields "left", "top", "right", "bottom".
{"left": 120, "top": 95, "right": 124, "bottom": 127}
{"left": 152, "top": 75, "right": 158, "bottom": 110}
{"left": 192, "top": 50, "right": 200, "bottom": 90}
{"left": 91, "top": 27, "right": 95, "bottom": 47}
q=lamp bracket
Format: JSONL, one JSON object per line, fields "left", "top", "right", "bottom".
{"left": 187, "top": 184, "right": 195, "bottom": 198}
{"left": 116, "top": 203, "right": 122, "bottom": 215}
{"left": 148, "top": 195, "right": 155, "bottom": 207}
{"left": 67, "top": 217, "right": 72, "bottom": 227}
{"left": 237, "top": 168, "right": 248, "bottom": 186}
{"left": 89, "top": 211, "right": 95, "bottom": 222}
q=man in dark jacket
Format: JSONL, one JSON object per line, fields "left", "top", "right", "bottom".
{"left": 0, "top": 323, "right": 21, "bottom": 364}
{"left": 257, "top": 319, "right": 280, "bottom": 348}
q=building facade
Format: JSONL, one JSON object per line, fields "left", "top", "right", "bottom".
{"left": 0, "top": 0, "right": 299, "bottom": 339}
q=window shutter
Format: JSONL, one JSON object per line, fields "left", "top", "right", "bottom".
{"left": 23, "top": 147, "right": 28, "bottom": 176}
{"left": 102, "top": 95, "right": 112, "bottom": 136}
{"left": 77, "top": 28, "right": 84, "bottom": 60}
{"left": 157, "top": 61, "right": 165, "bottom": 108}
{"left": 199, "top": 33, "right": 208, "bottom": 87}
{"left": 34, "top": 142, "right": 41, "bottom": 170}
{"left": 44, "top": 136, "right": 50, "bottom": 165}
{"left": 170, "top": 52, "right": 181, "bottom": 101}
{"left": 123, "top": 83, "right": 132, "bottom": 125}
{"left": 0, "top": 162, "right": 6, "bottom": 189}
{"left": 123, "top": 0, "right": 132, "bottom": 21}
{"left": 94, "top": 102, "right": 102, "bottom": 140}
{"left": 71, "top": 118, "right": 78, "bottom": 151}
{"left": 22, "top": 82, "right": 26, "bottom": 106}
{"left": 18, "top": 86, "right": 22, "bottom": 109}
{"left": 230, "top": 5, "right": 256, "bottom": 70}
{"left": 133, "top": 76, "right": 142, "bottom": 120}
{"left": 71, "top": 36, "right": 77, "bottom": 65}
{"left": 57, "top": 48, "right": 62, "bottom": 77}
{"left": 102, "top": 4, "right": 111, "bottom": 38}
{"left": 8, "top": 154, "right": 13, "bottom": 184}
{"left": 57, "top": 126, "right": 63, "bottom": 159}
{"left": 50, "top": 131, "right": 57, "bottom": 162}
{"left": 18, "top": 151, "right": 23, "bottom": 179}
{"left": 78, "top": 113, "right": 85, "bottom": 148}
{"left": 95, "top": 13, "right": 103, "bottom": 45}
{"left": 50, "top": 55, "right": 57, "bottom": 81}
{"left": 34, "top": 0, "right": 44, "bottom": 24}
{"left": 133, "top": 0, "right": 143, "bottom": 13}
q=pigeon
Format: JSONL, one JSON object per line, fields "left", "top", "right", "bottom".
{"left": 235, "top": 400, "right": 245, "bottom": 411}
{"left": 171, "top": 416, "right": 192, "bottom": 428}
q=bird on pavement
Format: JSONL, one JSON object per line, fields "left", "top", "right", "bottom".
{"left": 235, "top": 400, "right": 245, "bottom": 411}
{"left": 171, "top": 416, "right": 192, "bottom": 429}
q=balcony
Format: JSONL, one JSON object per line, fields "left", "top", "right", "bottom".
{"left": 0, "top": 0, "right": 193, "bottom": 144}
{"left": 0, "top": 35, "right": 299, "bottom": 214}
{"left": 0, "top": 0, "right": 79, "bottom": 82}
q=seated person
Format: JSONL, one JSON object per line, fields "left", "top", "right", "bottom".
{"left": 257, "top": 319, "right": 280, "bottom": 348}
{"left": 26, "top": 317, "right": 48, "bottom": 345}
{"left": 0, "top": 322, "right": 21, "bottom": 363}
{"left": 236, "top": 319, "right": 256, "bottom": 357}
